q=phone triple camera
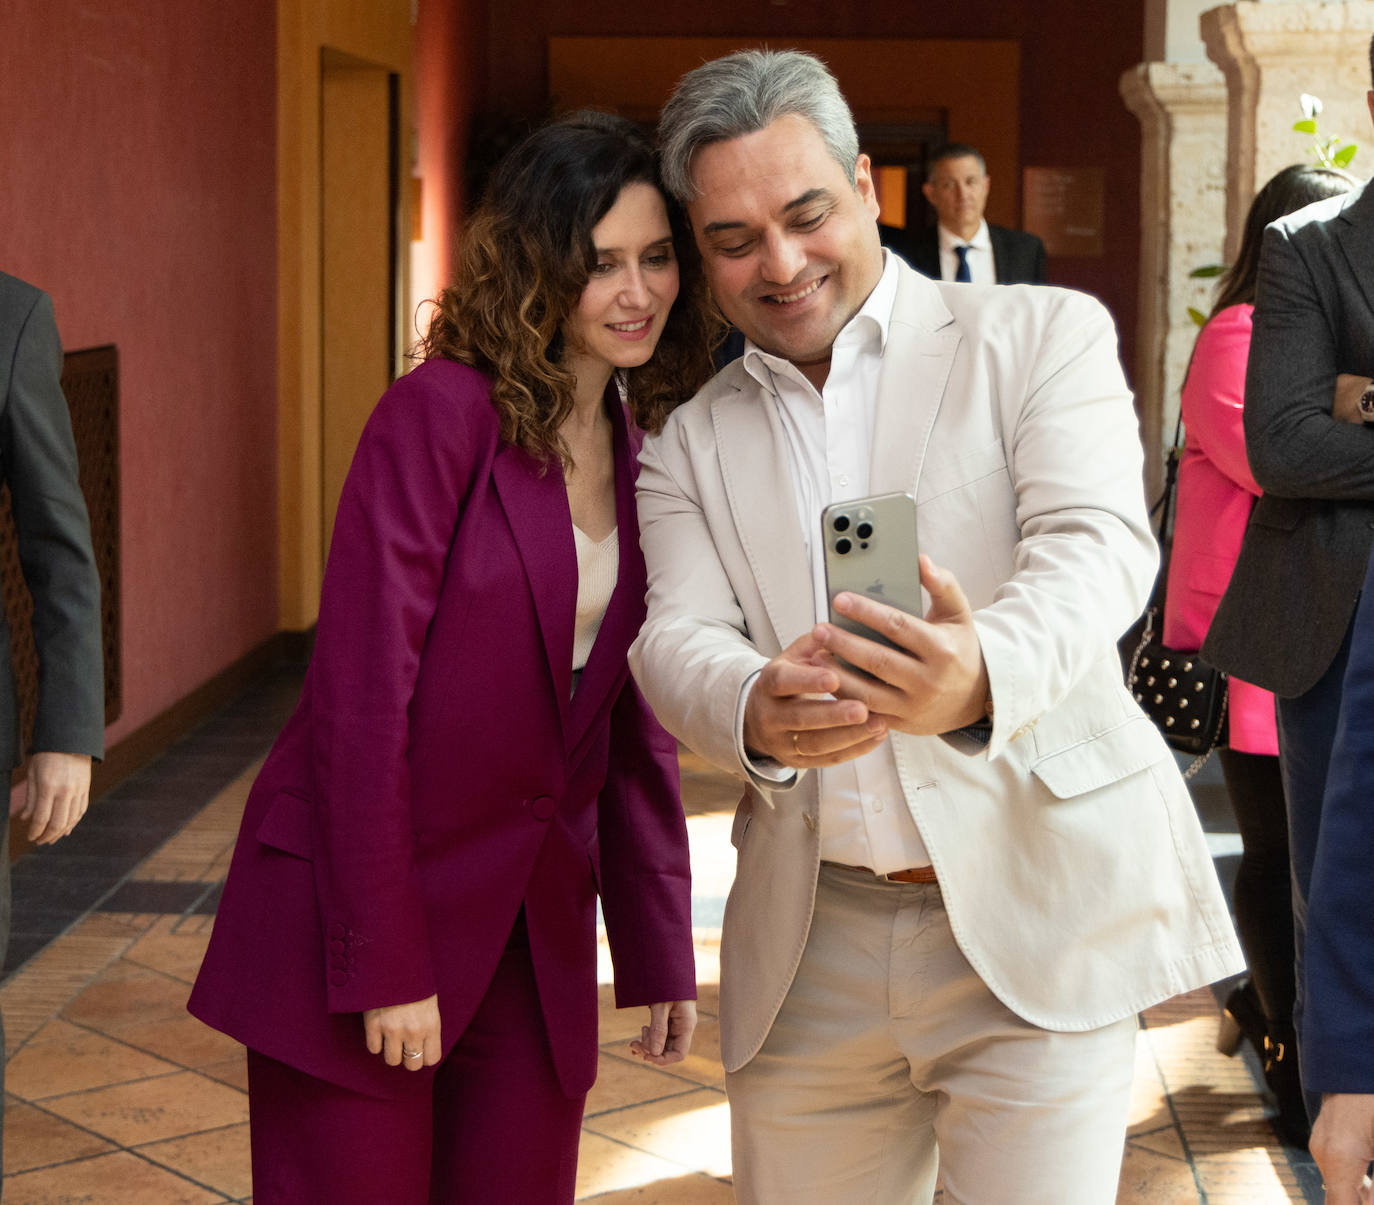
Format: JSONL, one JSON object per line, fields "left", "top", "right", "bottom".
{"left": 829, "top": 511, "right": 874, "bottom": 556}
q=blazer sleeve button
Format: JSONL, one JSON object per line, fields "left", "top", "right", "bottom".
{"left": 530, "top": 795, "right": 556, "bottom": 822}
{"left": 328, "top": 922, "right": 346, "bottom": 940}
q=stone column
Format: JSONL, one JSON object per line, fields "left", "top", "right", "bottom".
{"left": 1120, "top": 62, "right": 1229, "bottom": 500}
{"left": 1202, "top": 1, "right": 1374, "bottom": 261}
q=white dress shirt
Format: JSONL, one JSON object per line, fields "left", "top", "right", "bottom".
{"left": 735, "top": 251, "right": 931, "bottom": 873}
{"left": 937, "top": 220, "right": 996, "bottom": 284}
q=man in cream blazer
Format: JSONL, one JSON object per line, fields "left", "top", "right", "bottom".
{"left": 630, "top": 51, "right": 1243, "bottom": 1204}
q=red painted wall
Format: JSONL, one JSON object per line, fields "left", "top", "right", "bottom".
{"left": 413, "top": 0, "right": 489, "bottom": 331}
{"left": 481, "top": 1, "right": 1146, "bottom": 375}
{"left": 0, "top": 1, "right": 278, "bottom": 744}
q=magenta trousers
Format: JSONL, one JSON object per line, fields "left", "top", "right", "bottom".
{"left": 246, "top": 915, "right": 586, "bottom": 1204}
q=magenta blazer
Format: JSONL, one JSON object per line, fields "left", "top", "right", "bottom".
{"left": 189, "top": 359, "right": 696, "bottom": 1100}
{"left": 1162, "top": 304, "right": 1277, "bottom": 755}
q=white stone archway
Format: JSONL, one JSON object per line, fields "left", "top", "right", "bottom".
{"left": 1121, "top": 0, "right": 1374, "bottom": 500}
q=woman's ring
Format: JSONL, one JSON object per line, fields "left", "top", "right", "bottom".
{"left": 402, "top": 1047, "right": 423, "bottom": 1060}
{"left": 791, "top": 731, "right": 802, "bottom": 755}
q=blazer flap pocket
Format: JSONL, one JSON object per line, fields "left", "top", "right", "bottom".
{"left": 256, "top": 789, "right": 313, "bottom": 859}
{"left": 1030, "top": 716, "right": 1170, "bottom": 800}
{"left": 917, "top": 438, "right": 1007, "bottom": 504}
{"left": 1249, "top": 494, "right": 1304, "bottom": 531}
{"left": 1187, "top": 552, "right": 1235, "bottom": 598}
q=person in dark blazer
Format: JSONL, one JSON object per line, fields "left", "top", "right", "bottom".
{"left": 188, "top": 113, "right": 714, "bottom": 1204}
{"left": 1166, "top": 165, "right": 1357, "bottom": 1151}
{"left": 1302, "top": 545, "right": 1374, "bottom": 1204}
{"left": 0, "top": 271, "right": 105, "bottom": 1175}
{"left": 1203, "top": 46, "right": 1374, "bottom": 1195}
{"left": 880, "top": 143, "right": 1047, "bottom": 284}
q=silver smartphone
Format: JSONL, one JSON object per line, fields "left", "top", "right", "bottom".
{"left": 821, "top": 492, "right": 923, "bottom": 653}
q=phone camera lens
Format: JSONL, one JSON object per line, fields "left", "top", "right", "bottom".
{"left": 832, "top": 515, "right": 850, "bottom": 533}
{"left": 835, "top": 537, "right": 852, "bottom": 555}
{"left": 856, "top": 522, "right": 873, "bottom": 539}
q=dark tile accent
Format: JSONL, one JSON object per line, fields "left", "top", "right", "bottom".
{"left": 29, "top": 823, "right": 170, "bottom": 862}
{"left": 193, "top": 881, "right": 224, "bottom": 916}
{"left": 147, "top": 751, "right": 272, "bottom": 779}
{"left": 6, "top": 907, "right": 90, "bottom": 954}
{"left": 2, "top": 668, "right": 303, "bottom": 982}
{"left": 7, "top": 875, "right": 118, "bottom": 916}
{"left": 2, "top": 935, "right": 50, "bottom": 973}
{"left": 96, "top": 879, "right": 215, "bottom": 915}
{"left": 82, "top": 795, "right": 223, "bottom": 830}
{"left": 96, "top": 775, "right": 238, "bottom": 810}
{"left": 9, "top": 851, "right": 142, "bottom": 883}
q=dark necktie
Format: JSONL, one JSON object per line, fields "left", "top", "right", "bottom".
{"left": 954, "top": 244, "right": 972, "bottom": 283}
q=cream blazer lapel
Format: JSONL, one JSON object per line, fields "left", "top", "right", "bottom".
{"left": 712, "top": 382, "right": 815, "bottom": 653}
{"left": 870, "top": 264, "right": 961, "bottom": 497}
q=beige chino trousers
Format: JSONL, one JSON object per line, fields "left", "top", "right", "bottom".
{"left": 727, "top": 863, "right": 1138, "bottom": 1205}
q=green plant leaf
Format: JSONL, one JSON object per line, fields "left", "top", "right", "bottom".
{"left": 1189, "top": 264, "right": 1226, "bottom": 279}
{"left": 1334, "top": 143, "right": 1358, "bottom": 168}
{"left": 1188, "top": 307, "right": 1207, "bottom": 328}
{"left": 1293, "top": 119, "right": 1318, "bottom": 134}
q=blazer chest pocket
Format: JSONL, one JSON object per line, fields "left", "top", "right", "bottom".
{"left": 1029, "top": 715, "right": 1171, "bottom": 800}
{"left": 916, "top": 438, "right": 1008, "bottom": 505}
{"left": 256, "top": 789, "right": 313, "bottom": 860}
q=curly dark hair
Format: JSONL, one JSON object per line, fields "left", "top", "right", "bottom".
{"left": 419, "top": 110, "right": 718, "bottom": 463}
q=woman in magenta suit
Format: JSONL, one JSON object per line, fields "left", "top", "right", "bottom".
{"left": 1164, "top": 163, "right": 1355, "bottom": 1147}
{"left": 189, "top": 112, "right": 716, "bottom": 1202}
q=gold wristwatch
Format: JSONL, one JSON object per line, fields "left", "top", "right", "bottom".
{"left": 1360, "top": 381, "right": 1374, "bottom": 425}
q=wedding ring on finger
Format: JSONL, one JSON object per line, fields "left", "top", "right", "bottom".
{"left": 402, "top": 1047, "right": 423, "bottom": 1061}
{"left": 791, "top": 730, "right": 802, "bottom": 756}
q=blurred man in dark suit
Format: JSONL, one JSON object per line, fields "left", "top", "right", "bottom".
{"left": 882, "top": 143, "right": 1047, "bottom": 285}
{"left": 1203, "top": 38, "right": 1374, "bottom": 1201}
{"left": 0, "top": 271, "right": 105, "bottom": 1174}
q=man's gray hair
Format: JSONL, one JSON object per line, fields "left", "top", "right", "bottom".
{"left": 657, "top": 49, "right": 860, "bottom": 204}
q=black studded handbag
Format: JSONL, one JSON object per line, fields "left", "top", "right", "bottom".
{"left": 1125, "top": 420, "right": 1228, "bottom": 778}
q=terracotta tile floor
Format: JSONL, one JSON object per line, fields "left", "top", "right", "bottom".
{"left": 0, "top": 674, "right": 1322, "bottom": 1202}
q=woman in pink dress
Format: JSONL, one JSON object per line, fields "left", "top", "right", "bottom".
{"left": 1165, "top": 163, "right": 1356, "bottom": 1147}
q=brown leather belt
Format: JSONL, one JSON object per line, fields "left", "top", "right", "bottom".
{"left": 881, "top": 865, "right": 938, "bottom": 884}
{"left": 825, "top": 862, "right": 938, "bottom": 885}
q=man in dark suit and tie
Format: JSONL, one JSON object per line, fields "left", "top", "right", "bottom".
{"left": 881, "top": 143, "right": 1047, "bottom": 285}
{"left": 1203, "top": 39, "right": 1374, "bottom": 1201}
{"left": 0, "top": 271, "right": 105, "bottom": 1173}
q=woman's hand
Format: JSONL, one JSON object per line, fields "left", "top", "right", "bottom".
{"left": 630, "top": 999, "right": 697, "bottom": 1066}
{"left": 363, "top": 993, "right": 441, "bottom": 1070}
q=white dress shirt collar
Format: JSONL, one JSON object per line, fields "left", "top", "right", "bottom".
{"left": 935, "top": 220, "right": 995, "bottom": 284}
{"left": 740, "top": 249, "right": 899, "bottom": 394}
{"left": 937, "top": 219, "right": 991, "bottom": 254}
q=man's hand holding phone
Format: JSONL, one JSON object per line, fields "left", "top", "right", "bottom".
{"left": 742, "top": 632, "right": 890, "bottom": 768}
{"left": 819, "top": 555, "right": 990, "bottom": 736}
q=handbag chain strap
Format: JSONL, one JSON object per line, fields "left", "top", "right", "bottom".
{"left": 1133, "top": 412, "right": 1226, "bottom": 778}
{"left": 1146, "top": 412, "right": 1186, "bottom": 614}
